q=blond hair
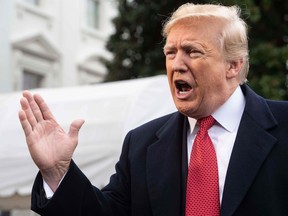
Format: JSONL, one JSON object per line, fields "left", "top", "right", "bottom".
{"left": 162, "top": 3, "right": 249, "bottom": 83}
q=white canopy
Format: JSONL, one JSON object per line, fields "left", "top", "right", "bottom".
{"left": 0, "top": 75, "right": 176, "bottom": 210}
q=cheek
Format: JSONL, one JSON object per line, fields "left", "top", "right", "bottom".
{"left": 165, "top": 62, "right": 174, "bottom": 83}
{"left": 195, "top": 62, "right": 225, "bottom": 85}
{"left": 165, "top": 60, "right": 172, "bottom": 73}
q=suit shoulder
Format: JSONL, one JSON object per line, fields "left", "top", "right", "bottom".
{"left": 266, "top": 100, "right": 288, "bottom": 125}
{"left": 131, "top": 111, "right": 183, "bottom": 134}
{"left": 266, "top": 100, "right": 288, "bottom": 116}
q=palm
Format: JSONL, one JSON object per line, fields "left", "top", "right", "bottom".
{"left": 19, "top": 91, "right": 84, "bottom": 189}
{"left": 26, "top": 119, "right": 74, "bottom": 171}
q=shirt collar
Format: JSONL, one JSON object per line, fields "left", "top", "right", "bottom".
{"left": 188, "top": 86, "right": 246, "bottom": 133}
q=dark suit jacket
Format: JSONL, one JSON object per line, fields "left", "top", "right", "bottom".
{"left": 31, "top": 84, "right": 288, "bottom": 216}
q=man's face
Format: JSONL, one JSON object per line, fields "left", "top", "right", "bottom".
{"left": 164, "top": 18, "right": 236, "bottom": 119}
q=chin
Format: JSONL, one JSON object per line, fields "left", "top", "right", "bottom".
{"left": 175, "top": 104, "right": 194, "bottom": 117}
{"left": 175, "top": 100, "right": 205, "bottom": 119}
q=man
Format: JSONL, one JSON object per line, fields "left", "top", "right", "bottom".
{"left": 19, "top": 3, "right": 288, "bottom": 216}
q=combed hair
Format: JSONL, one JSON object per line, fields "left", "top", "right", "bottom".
{"left": 162, "top": 3, "right": 249, "bottom": 83}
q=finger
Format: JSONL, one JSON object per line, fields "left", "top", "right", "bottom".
{"left": 68, "top": 119, "right": 85, "bottom": 144}
{"left": 20, "top": 96, "right": 38, "bottom": 128}
{"left": 18, "top": 109, "right": 32, "bottom": 138}
{"left": 33, "top": 94, "right": 57, "bottom": 121}
{"left": 23, "top": 91, "right": 44, "bottom": 122}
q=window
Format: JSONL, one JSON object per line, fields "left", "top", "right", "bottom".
{"left": 87, "top": 0, "right": 100, "bottom": 29}
{"left": 23, "top": 0, "right": 40, "bottom": 6}
{"left": 22, "top": 70, "right": 44, "bottom": 90}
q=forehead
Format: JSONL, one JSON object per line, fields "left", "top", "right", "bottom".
{"left": 165, "top": 17, "right": 225, "bottom": 46}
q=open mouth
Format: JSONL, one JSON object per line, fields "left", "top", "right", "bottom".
{"left": 175, "top": 80, "right": 192, "bottom": 94}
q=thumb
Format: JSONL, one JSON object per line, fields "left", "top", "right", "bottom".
{"left": 68, "top": 119, "right": 85, "bottom": 139}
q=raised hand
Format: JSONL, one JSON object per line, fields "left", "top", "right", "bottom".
{"left": 18, "top": 91, "right": 85, "bottom": 191}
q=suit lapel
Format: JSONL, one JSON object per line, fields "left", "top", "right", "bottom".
{"left": 146, "top": 113, "right": 187, "bottom": 216}
{"left": 220, "top": 85, "right": 278, "bottom": 216}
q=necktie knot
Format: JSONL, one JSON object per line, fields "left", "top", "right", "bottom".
{"left": 198, "top": 115, "right": 215, "bottom": 132}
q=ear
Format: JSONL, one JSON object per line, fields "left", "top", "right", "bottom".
{"left": 226, "top": 58, "right": 244, "bottom": 79}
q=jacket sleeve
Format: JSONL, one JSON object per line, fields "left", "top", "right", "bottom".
{"left": 31, "top": 160, "right": 106, "bottom": 216}
{"left": 31, "top": 131, "right": 133, "bottom": 216}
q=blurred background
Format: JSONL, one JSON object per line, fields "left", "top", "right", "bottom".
{"left": 0, "top": 0, "right": 287, "bottom": 215}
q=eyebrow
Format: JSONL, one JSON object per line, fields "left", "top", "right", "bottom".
{"left": 164, "top": 41, "right": 204, "bottom": 51}
{"left": 163, "top": 44, "right": 175, "bottom": 51}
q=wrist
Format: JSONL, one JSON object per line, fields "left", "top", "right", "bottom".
{"left": 40, "top": 162, "right": 70, "bottom": 192}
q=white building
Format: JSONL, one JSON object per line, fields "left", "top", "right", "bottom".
{"left": 0, "top": 0, "right": 117, "bottom": 215}
{"left": 0, "top": 0, "right": 117, "bottom": 93}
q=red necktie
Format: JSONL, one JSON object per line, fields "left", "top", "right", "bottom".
{"left": 185, "top": 115, "right": 220, "bottom": 216}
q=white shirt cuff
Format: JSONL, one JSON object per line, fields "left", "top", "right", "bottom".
{"left": 42, "top": 173, "right": 66, "bottom": 199}
{"left": 43, "top": 179, "right": 54, "bottom": 199}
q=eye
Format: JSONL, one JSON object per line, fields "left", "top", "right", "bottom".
{"left": 164, "top": 50, "right": 176, "bottom": 58}
{"left": 187, "top": 49, "right": 203, "bottom": 58}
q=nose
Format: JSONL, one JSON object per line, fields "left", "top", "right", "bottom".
{"left": 172, "top": 52, "right": 188, "bottom": 73}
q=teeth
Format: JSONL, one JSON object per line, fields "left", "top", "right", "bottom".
{"left": 179, "top": 91, "right": 189, "bottom": 94}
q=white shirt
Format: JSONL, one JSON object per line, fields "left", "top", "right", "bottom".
{"left": 44, "top": 86, "right": 246, "bottom": 201}
{"left": 187, "top": 86, "right": 245, "bottom": 204}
